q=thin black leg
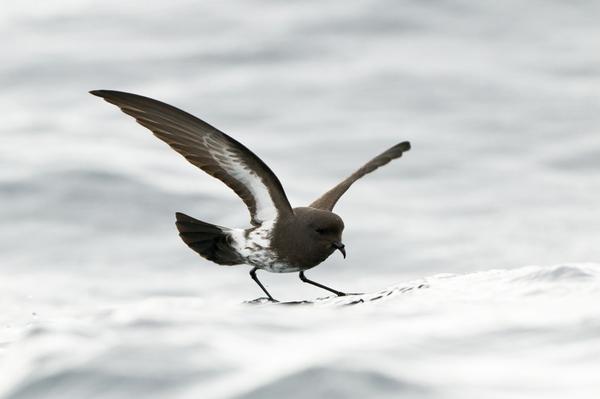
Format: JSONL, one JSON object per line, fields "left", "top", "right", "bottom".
{"left": 250, "top": 267, "right": 278, "bottom": 302}
{"left": 299, "top": 271, "right": 347, "bottom": 296}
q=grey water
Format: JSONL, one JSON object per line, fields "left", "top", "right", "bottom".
{"left": 1, "top": 1, "right": 600, "bottom": 398}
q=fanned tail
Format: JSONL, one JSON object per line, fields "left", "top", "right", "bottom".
{"left": 175, "top": 212, "right": 243, "bottom": 265}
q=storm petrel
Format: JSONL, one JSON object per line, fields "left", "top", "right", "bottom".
{"left": 91, "top": 90, "right": 410, "bottom": 301}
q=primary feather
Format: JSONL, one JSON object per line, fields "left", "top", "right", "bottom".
{"left": 90, "top": 90, "right": 293, "bottom": 226}
{"left": 310, "top": 141, "right": 411, "bottom": 211}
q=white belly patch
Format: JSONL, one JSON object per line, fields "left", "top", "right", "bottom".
{"left": 229, "top": 220, "right": 299, "bottom": 273}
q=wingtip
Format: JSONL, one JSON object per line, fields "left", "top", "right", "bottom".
{"left": 392, "top": 141, "right": 411, "bottom": 153}
{"left": 89, "top": 89, "right": 125, "bottom": 99}
{"left": 89, "top": 89, "right": 106, "bottom": 97}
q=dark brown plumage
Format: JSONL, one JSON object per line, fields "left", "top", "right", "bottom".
{"left": 310, "top": 141, "right": 411, "bottom": 211}
{"left": 90, "top": 90, "right": 292, "bottom": 226}
{"left": 91, "top": 90, "right": 410, "bottom": 301}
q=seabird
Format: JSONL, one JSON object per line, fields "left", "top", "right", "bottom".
{"left": 90, "top": 90, "right": 410, "bottom": 301}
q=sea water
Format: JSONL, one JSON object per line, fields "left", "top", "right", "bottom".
{"left": 1, "top": 1, "right": 600, "bottom": 397}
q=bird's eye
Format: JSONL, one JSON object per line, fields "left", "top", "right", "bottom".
{"left": 315, "top": 228, "right": 325, "bottom": 234}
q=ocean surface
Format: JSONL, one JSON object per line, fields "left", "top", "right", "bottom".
{"left": 1, "top": 0, "right": 599, "bottom": 398}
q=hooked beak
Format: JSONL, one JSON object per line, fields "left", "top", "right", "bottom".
{"left": 332, "top": 241, "right": 346, "bottom": 259}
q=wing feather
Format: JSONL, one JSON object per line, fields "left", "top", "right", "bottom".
{"left": 310, "top": 141, "right": 411, "bottom": 211}
{"left": 91, "top": 90, "right": 293, "bottom": 225}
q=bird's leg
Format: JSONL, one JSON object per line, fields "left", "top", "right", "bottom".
{"left": 249, "top": 267, "right": 278, "bottom": 302}
{"left": 299, "top": 271, "right": 347, "bottom": 296}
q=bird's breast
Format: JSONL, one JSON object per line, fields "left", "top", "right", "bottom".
{"left": 230, "top": 220, "right": 301, "bottom": 273}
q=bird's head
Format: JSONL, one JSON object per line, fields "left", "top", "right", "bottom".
{"left": 293, "top": 207, "right": 346, "bottom": 261}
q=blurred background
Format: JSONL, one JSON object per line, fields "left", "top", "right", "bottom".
{"left": 1, "top": 1, "right": 599, "bottom": 398}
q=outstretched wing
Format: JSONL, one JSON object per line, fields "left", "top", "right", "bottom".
{"left": 310, "top": 141, "right": 411, "bottom": 211}
{"left": 91, "top": 90, "right": 293, "bottom": 225}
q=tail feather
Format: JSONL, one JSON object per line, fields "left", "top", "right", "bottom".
{"left": 175, "top": 212, "right": 243, "bottom": 265}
